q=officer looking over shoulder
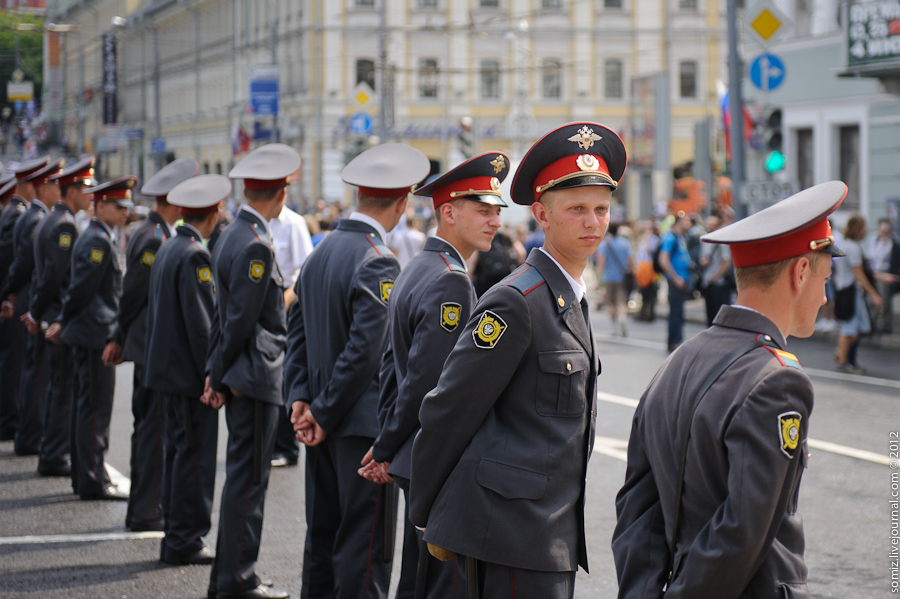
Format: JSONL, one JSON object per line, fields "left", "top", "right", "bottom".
{"left": 358, "top": 152, "right": 509, "bottom": 598}
{"left": 612, "top": 182, "right": 848, "bottom": 599}
{"left": 410, "top": 122, "right": 627, "bottom": 598}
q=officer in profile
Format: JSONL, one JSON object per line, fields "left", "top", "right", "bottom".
{"left": 358, "top": 152, "right": 508, "bottom": 598}
{"left": 106, "top": 157, "right": 198, "bottom": 532}
{"left": 29, "top": 156, "right": 96, "bottom": 478}
{"left": 285, "top": 142, "right": 430, "bottom": 598}
{"left": 145, "top": 174, "right": 230, "bottom": 567}
{"left": 54, "top": 176, "right": 135, "bottom": 501}
{"left": 612, "top": 182, "right": 847, "bottom": 599}
{"left": 205, "top": 144, "right": 296, "bottom": 599}
{"left": 410, "top": 123, "right": 626, "bottom": 597}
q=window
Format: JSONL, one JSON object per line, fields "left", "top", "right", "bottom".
{"left": 355, "top": 0, "right": 375, "bottom": 6}
{"left": 604, "top": 58, "right": 623, "bottom": 99}
{"left": 542, "top": 59, "right": 561, "bottom": 99}
{"left": 480, "top": 0, "right": 499, "bottom": 7}
{"left": 542, "top": 0, "right": 562, "bottom": 8}
{"left": 418, "top": 0, "right": 437, "bottom": 6}
{"left": 604, "top": 0, "right": 623, "bottom": 7}
{"left": 418, "top": 58, "right": 439, "bottom": 98}
{"left": 678, "top": 0, "right": 697, "bottom": 10}
{"left": 796, "top": 128, "right": 813, "bottom": 192}
{"left": 679, "top": 60, "right": 697, "bottom": 98}
{"left": 838, "top": 124, "right": 860, "bottom": 210}
{"left": 481, "top": 60, "right": 501, "bottom": 99}
{"left": 356, "top": 58, "right": 376, "bottom": 90}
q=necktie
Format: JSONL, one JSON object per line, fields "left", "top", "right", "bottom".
{"left": 580, "top": 296, "right": 591, "bottom": 331}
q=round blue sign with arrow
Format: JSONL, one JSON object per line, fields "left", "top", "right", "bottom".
{"left": 750, "top": 53, "right": 785, "bottom": 92}
{"left": 349, "top": 112, "right": 373, "bottom": 136}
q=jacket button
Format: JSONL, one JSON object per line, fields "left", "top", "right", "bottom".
{"left": 566, "top": 362, "right": 572, "bottom": 371}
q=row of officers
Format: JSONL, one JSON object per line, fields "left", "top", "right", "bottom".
{"left": 0, "top": 120, "right": 844, "bottom": 599}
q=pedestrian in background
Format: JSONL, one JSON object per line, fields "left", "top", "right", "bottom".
{"left": 634, "top": 220, "right": 660, "bottom": 322}
{"left": 596, "top": 221, "right": 633, "bottom": 336}
{"left": 698, "top": 213, "right": 736, "bottom": 326}
{"left": 869, "top": 217, "right": 900, "bottom": 333}
{"left": 658, "top": 212, "right": 693, "bottom": 351}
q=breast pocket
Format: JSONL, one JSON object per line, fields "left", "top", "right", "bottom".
{"left": 536, "top": 350, "right": 589, "bottom": 417}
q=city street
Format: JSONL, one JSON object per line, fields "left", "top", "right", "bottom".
{"left": 0, "top": 298, "right": 897, "bottom": 599}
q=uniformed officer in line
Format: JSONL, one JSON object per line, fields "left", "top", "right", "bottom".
{"left": 358, "top": 152, "right": 509, "bottom": 598}
{"left": 0, "top": 170, "right": 27, "bottom": 441}
{"left": 205, "top": 144, "right": 296, "bottom": 599}
{"left": 612, "top": 182, "right": 847, "bottom": 599}
{"left": 410, "top": 123, "right": 627, "bottom": 598}
{"left": 29, "top": 156, "right": 96, "bottom": 477}
{"left": 285, "top": 142, "right": 430, "bottom": 599}
{"left": 54, "top": 176, "right": 135, "bottom": 501}
{"left": 145, "top": 174, "right": 230, "bottom": 567}
{"left": 105, "top": 157, "right": 199, "bottom": 531}
{"left": 1, "top": 158, "right": 63, "bottom": 457}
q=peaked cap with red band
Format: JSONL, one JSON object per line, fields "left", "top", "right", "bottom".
{"left": 0, "top": 174, "right": 15, "bottom": 202}
{"left": 229, "top": 143, "right": 300, "bottom": 190}
{"left": 49, "top": 156, "right": 96, "bottom": 188}
{"left": 702, "top": 180, "right": 847, "bottom": 267}
{"left": 141, "top": 157, "right": 199, "bottom": 199}
{"left": 12, "top": 156, "right": 51, "bottom": 181}
{"left": 415, "top": 152, "right": 510, "bottom": 208}
{"left": 342, "top": 142, "right": 430, "bottom": 199}
{"left": 511, "top": 122, "right": 627, "bottom": 205}
{"left": 85, "top": 176, "right": 137, "bottom": 208}
{"left": 23, "top": 159, "right": 63, "bottom": 186}
{"left": 168, "top": 174, "right": 231, "bottom": 216}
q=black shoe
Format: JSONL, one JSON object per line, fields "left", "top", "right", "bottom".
{"left": 164, "top": 545, "right": 214, "bottom": 565}
{"left": 0, "top": 430, "right": 15, "bottom": 441}
{"left": 217, "top": 584, "right": 289, "bottom": 599}
{"left": 38, "top": 462, "right": 72, "bottom": 477}
{"left": 80, "top": 485, "right": 129, "bottom": 501}
{"left": 14, "top": 446, "right": 40, "bottom": 456}
{"left": 270, "top": 453, "right": 298, "bottom": 467}
{"left": 129, "top": 519, "right": 165, "bottom": 532}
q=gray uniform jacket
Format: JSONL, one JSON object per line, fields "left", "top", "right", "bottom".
{"left": 145, "top": 225, "right": 215, "bottom": 398}
{"left": 30, "top": 202, "right": 78, "bottom": 324}
{"left": 207, "top": 209, "right": 286, "bottom": 406}
{"left": 372, "top": 236, "right": 475, "bottom": 480}
{"left": 0, "top": 199, "right": 47, "bottom": 303}
{"left": 116, "top": 211, "right": 171, "bottom": 364}
{"left": 0, "top": 196, "right": 27, "bottom": 292}
{"left": 285, "top": 218, "right": 399, "bottom": 438}
{"left": 60, "top": 219, "right": 122, "bottom": 351}
{"left": 410, "top": 249, "right": 598, "bottom": 573}
{"left": 612, "top": 305, "right": 812, "bottom": 599}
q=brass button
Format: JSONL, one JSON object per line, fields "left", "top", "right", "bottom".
{"left": 558, "top": 295, "right": 565, "bottom": 307}
{"left": 566, "top": 362, "right": 572, "bottom": 371}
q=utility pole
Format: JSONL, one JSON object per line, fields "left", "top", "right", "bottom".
{"left": 727, "top": 0, "right": 746, "bottom": 219}
{"left": 378, "top": 0, "right": 387, "bottom": 143}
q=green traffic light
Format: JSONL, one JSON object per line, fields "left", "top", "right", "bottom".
{"left": 765, "top": 150, "right": 785, "bottom": 173}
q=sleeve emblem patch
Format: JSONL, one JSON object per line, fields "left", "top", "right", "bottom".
{"left": 779, "top": 411, "right": 801, "bottom": 458}
{"left": 249, "top": 260, "right": 265, "bottom": 282}
{"left": 440, "top": 302, "right": 462, "bottom": 332}
{"left": 379, "top": 280, "right": 394, "bottom": 303}
{"left": 90, "top": 248, "right": 104, "bottom": 264}
{"left": 59, "top": 233, "right": 72, "bottom": 250}
{"left": 140, "top": 250, "right": 156, "bottom": 268}
{"left": 197, "top": 266, "right": 212, "bottom": 286}
{"left": 473, "top": 310, "right": 507, "bottom": 349}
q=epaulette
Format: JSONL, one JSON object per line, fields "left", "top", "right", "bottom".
{"left": 764, "top": 346, "right": 803, "bottom": 371}
{"left": 62, "top": 212, "right": 75, "bottom": 224}
{"left": 251, "top": 222, "right": 270, "bottom": 246}
{"left": 506, "top": 266, "right": 545, "bottom": 295}
{"left": 364, "top": 232, "right": 391, "bottom": 257}
{"left": 439, "top": 251, "right": 466, "bottom": 274}
{"left": 153, "top": 224, "right": 164, "bottom": 240}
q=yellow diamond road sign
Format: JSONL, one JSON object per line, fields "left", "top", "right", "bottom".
{"left": 353, "top": 82, "right": 374, "bottom": 107}
{"left": 745, "top": 0, "right": 792, "bottom": 46}
{"left": 751, "top": 9, "right": 781, "bottom": 41}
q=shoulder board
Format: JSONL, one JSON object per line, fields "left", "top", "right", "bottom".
{"left": 506, "top": 266, "right": 545, "bottom": 295}
{"left": 63, "top": 212, "right": 75, "bottom": 224}
{"left": 764, "top": 346, "right": 803, "bottom": 371}
{"left": 439, "top": 251, "right": 466, "bottom": 274}
{"left": 250, "top": 223, "right": 270, "bottom": 245}
{"left": 364, "top": 232, "right": 391, "bottom": 257}
{"left": 154, "top": 224, "right": 164, "bottom": 240}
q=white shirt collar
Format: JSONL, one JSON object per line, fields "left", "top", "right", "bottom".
{"left": 538, "top": 247, "right": 587, "bottom": 302}
{"left": 164, "top": 220, "right": 177, "bottom": 237}
{"left": 241, "top": 204, "right": 273, "bottom": 238}
{"left": 433, "top": 235, "right": 467, "bottom": 271}
{"left": 180, "top": 222, "right": 203, "bottom": 240}
{"left": 32, "top": 198, "right": 48, "bottom": 212}
{"left": 349, "top": 211, "right": 387, "bottom": 244}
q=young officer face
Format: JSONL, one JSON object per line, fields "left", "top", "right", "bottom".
{"left": 535, "top": 185, "right": 612, "bottom": 265}
{"left": 793, "top": 253, "right": 832, "bottom": 338}
{"left": 452, "top": 199, "right": 502, "bottom": 255}
{"left": 96, "top": 199, "right": 130, "bottom": 229}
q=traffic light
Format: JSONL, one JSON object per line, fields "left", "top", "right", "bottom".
{"left": 762, "top": 106, "right": 784, "bottom": 173}
{"left": 459, "top": 116, "right": 473, "bottom": 159}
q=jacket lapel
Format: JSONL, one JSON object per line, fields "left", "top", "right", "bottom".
{"left": 527, "top": 251, "right": 593, "bottom": 354}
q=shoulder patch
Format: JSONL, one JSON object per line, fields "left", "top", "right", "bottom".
{"left": 379, "top": 279, "right": 394, "bottom": 303}
{"left": 140, "top": 249, "right": 156, "bottom": 268}
{"left": 506, "top": 266, "right": 545, "bottom": 295}
{"left": 248, "top": 259, "right": 265, "bottom": 282}
{"left": 473, "top": 310, "right": 507, "bottom": 349}
{"left": 59, "top": 233, "right": 72, "bottom": 250}
{"left": 779, "top": 411, "right": 802, "bottom": 458}
{"left": 765, "top": 346, "right": 803, "bottom": 371}
{"left": 197, "top": 266, "right": 213, "bottom": 286}
{"left": 90, "top": 248, "right": 104, "bottom": 265}
{"left": 440, "top": 302, "right": 462, "bottom": 332}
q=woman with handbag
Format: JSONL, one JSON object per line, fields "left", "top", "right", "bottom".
{"left": 833, "top": 215, "right": 881, "bottom": 374}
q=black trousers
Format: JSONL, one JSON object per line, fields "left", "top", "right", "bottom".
{"left": 456, "top": 559, "right": 576, "bottom": 599}
{"left": 210, "top": 396, "right": 278, "bottom": 595}
{"left": 15, "top": 329, "right": 49, "bottom": 455}
{"left": 161, "top": 392, "right": 218, "bottom": 557}
{"left": 126, "top": 362, "right": 165, "bottom": 529}
{"left": 703, "top": 284, "right": 734, "bottom": 327}
{"left": 0, "top": 315, "right": 24, "bottom": 438}
{"left": 301, "top": 434, "right": 394, "bottom": 599}
{"left": 71, "top": 345, "right": 116, "bottom": 497}
{"left": 39, "top": 341, "right": 73, "bottom": 468}
{"left": 273, "top": 406, "right": 299, "bottom": 461}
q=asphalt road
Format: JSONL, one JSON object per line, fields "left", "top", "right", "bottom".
{"left": 1, "top": 298, "right": 897, "bottom": 598}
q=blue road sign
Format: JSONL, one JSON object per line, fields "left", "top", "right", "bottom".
{"left": 250, "top": 77, "right": 279, "bottom": 115}
{"left": 750, "top": 53, "right": 785, "bottom": 92}
{"left": 151, "top": 137, "right": 166, "bottom": 155}
{"left": 348, "top": 112, "right": 372, "bottom": 136}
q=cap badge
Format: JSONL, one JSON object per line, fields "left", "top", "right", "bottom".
{"left": 490, "top": 155, "right": 506, "bottom": 174}
{"left": 440, "top": 302, "right": 462, "bottom": 332}
{"left": 576, "top": 154, "right": 600, "bottom": 172}
{"left": 779, "top": 411, "right": 801, "bottom": 458}
{"left": 473, "top": 310, "right": 507, "bottom": 349}
{"left": 568, "top": 126, "right": 602, "bottom": 150}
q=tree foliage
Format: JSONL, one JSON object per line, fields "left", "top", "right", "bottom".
{"left": 0, "top": 12, "right": 44, "bottom": 111}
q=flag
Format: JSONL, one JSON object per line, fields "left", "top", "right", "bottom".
{"left": 720, "top": 90, "right": 755, "bottom": 161}
{"left": 232, "top": 123, "right": 251, "bottom": 156}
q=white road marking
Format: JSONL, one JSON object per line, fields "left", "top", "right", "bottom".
{"left": 595, "top": 391, "right": 893, "bottom": 466}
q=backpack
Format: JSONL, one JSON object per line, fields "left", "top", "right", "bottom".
{"left": 652, "top": 243, "right": 664, "bottom": 274}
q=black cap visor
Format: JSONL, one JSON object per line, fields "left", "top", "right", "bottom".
{"left": 544, "top": 174, "right": 617, "bottom": 195}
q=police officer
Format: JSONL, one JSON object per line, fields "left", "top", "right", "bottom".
{"left": 29, "top": 156, "right": 96, "bottom": 477}
{"left": 205, "top": 144, "right": 296, "bottom": 599}
{"left": 410, "top": 123, "right": 627, "bottom": 598}
{"left": 358, "top": 152, "right": 509, "bottom": 598}
{"left": 55, "top": 176, "right": 135, "bottom": 501}
{"left": 1, "top": 158, "right": 63, "bottom": 456}
{"left": 285, "top": 142, "right": 430, "bottom": 599}
{"left": 107, "top": 157, "right": 199, "bottom": 531}
{"left": 145, "top": 174, "right": 229, "bottom": 566}
{"left": 611, "top": 182, "right": 847, "bottom": 599}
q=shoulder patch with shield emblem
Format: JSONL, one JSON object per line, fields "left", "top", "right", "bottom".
{"left": 379, "top": 280, "right": 394, "bottom": 303}
{"left": 141, "top": 250, "right": 156, "bottom": 268}
{"left": 90, "top": 248, "right": 104, "bottom": 264}
{"left": 248, "top": 259, "right": 265, "bottom": 282}
{"left": 440, "top": 302, "right": 462, "bottom": 332}
{"left": 197, "top": 266, "right": 212, "bottom": 286}
{"left": 779, "top": 411, "right": 801, "bottom": 458}
{"left": 59, "top": 233, "right": 72, "bottom": 250}
{"left": 473, "top": 310, "right": 507, "bottom": 349}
